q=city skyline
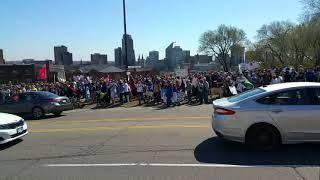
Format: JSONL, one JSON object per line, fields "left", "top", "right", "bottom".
{"left": 1, "top": 0, "right": 302, "bottom": 61}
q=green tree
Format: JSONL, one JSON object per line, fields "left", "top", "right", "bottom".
{"left": 199, "top": 24, "right": 247, "bottom": 72}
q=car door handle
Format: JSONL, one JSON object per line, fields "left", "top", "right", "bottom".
{"left": 271, "top": 109, "right": 283, "bottom": 113}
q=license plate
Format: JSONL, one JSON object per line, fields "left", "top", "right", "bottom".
{"left": 16, "top": 127, "right": 23, "bottom": 134}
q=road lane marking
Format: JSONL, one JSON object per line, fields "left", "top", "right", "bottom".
{"left": 46, "top": 163, "right": 138, "bottom": 167}
{"left": 130, "top": 125, "right": 209, "bottom": 129}
{"left": 45, "top": 163, "right": 316, "bottom": 168}
{"left": 29, "top": 116, "right": 209, "bottom": 125}
{"left": 30, "top": 126, "right": 122, "bottom": 133}
{"left": 31, "top": 125, "right": 210, "bottom": 133}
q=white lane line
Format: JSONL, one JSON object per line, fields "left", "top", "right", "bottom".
{"left": 139, "top": 163, "right": 247, "bottom": 168}
{"left": 45, "top": 163, "right": 317, "bottom": 168}
{"left": 46, "top": 163, "right": 138, "bottom": 167}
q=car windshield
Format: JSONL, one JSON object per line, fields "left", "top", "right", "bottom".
{"left": 37, "top": 91, "right": 59, "bottom": 99}
{"left": 228, "top": 88, "right": 266, "bottom": 103}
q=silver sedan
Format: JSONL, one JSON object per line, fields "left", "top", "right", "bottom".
{"left": 212, "top": 82, "right": 320, "bottom": 150}
{"left": 0, "top": 91, "right": 72, "bottom": 119}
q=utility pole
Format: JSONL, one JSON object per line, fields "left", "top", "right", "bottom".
{"left": 123, "top": 0, "right": 128, "bottom": 72}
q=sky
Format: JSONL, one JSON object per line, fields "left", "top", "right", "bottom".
{"left": 0, "top": 0, "right": 303, "bottom": 61}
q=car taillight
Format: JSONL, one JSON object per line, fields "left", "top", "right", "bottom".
{"left": 48, "top": 99, "right": 63, "bottom": 103}
{"left": 215, "top": 107, "right": 236, "bottom": 115}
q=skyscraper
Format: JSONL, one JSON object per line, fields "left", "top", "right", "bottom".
{"left": 114, "top": 47, "right": 122, "bottom": 68}
{"left": 172, "top": 46, "right": 184, "bottom": 64}
{"left": 91, "top": 53, "right": 108, "bottom": 65}
{"left": 122, "top": 34, "right": 136, "bottom": 67}
{"left": 149, "top": 51, "right": 159, "bottom": 62}
{"left": 0, "top": 49, "right": 5, "bottom": 64}
{"left": 165, "top": 43, "right": 190, "bottom": 70}
{"left": 145, "top": 51, "right": 159, "bottom": 68}
{"left": 182, "top": 50, "right": 190, "bottom": 61}
{"left": 54, "top": 46, "right": 73, "bottom": 65}
{"left": 165, "top": 42, "right": 175, "bottom": 70}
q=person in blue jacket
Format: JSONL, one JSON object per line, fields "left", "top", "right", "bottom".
{"left": 165, "top": 81, "right": 173, "bottom": 107}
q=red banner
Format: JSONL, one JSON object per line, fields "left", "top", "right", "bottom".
{"left": 36, "top": 65, "right": 47, "bottom": 80}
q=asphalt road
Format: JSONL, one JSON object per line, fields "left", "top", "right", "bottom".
{"left": 1, "top": 105, "right": 320, "bottom": 180}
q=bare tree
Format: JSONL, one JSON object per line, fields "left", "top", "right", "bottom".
{"left": 199, "top": 25, "right": 246, "bottom": 72}
{"left": 256, "top": 21, "right": 294, "bottom": 66}
{"left": 302, "top": 0, "right": 320, "bottom": 21}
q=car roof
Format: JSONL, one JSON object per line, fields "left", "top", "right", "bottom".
{"left": 25, "top": 91, "right": 52, "bottom": 94}
{"left": 260, "top": 82, "right": 320, "bottom": 92}
{"left": 25, "top": 91, "right": 58, "bottom": 96}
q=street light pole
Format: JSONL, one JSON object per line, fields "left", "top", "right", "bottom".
{"left": 123, "top": 0, "right": 128, "bottom": 72}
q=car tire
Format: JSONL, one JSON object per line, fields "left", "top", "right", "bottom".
{"left": 53, "top": 111, "right": 62, "bottom": 117}
{"left": 32, "top": 107, "right": 44, "bottom": 119}
{"left": 246, "top": 124, "right": 281, "bottom": 151}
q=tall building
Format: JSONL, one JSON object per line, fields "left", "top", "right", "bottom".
{"left": 189, "top": 54, "right": 213, "bottom": 64}
{"left": 91, "top": 53, "right": 108, "bottom": 65}
{"left": 0, "top": 49, "right": 5, "bottom": 64}
{"left": 54, "top": 46, "right": 73, "bottom": 65}
{"left": 149, "top": 51, "right": 159, "bottom": 62}
{"left": 231, "top": 45, "right": 245, "bottom": 66}
{"left": 165, "top": 43, "right": 190, "bottom": 70}
{"left": 172, "top": 46, "right": 184, "bottom": 65}
{"left": 122, "top": 34, "right": 136, "bottom": 67}
{"left": 146, "top": 50, "right": 159, "bottom": 68}
{"left": 114, "top": 47, "right": 122, "bottom": 68}
{"left": 165, "top": 43, "right": 175, "bottom": 70}
{"left": 182, "top": 50, "right": 190, "bottom": 63}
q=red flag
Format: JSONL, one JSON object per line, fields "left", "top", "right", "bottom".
{"left": 37, "top": 65, "right": 47, "bottom": 80}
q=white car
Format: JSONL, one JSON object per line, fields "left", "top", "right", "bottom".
{"left": 0, "top": 113, "right": 28, "bottom": 144}
{"left": 212, "top": 82, "right": 320, "bottom": 150}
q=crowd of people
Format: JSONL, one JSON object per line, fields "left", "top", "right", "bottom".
{"left": 1, "top": 65, "right": 320, "bottom": 108}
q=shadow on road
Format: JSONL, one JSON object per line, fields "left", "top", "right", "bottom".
{"left": 194, "top": 137, "right": 320, "bottom": 166}
{"left": 91, "top": 103, "right": 122, "bottom": 110}
{"left": 0, "top": 139, "right": 23, "bottom": 151}
{"left": 24, "top": 114, "right": 66, "bottom": 121}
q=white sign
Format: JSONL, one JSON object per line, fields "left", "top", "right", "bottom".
{"left": 229, "top": 86, "right": 238, "bottom": 95}
{"left": 174, "top": 68, "right": 188, "bottom": 77}
{"left": 57, "top": 72, "right": 66, "bottom": 82}
{"left": 128, "top": 66, "right": 142, "bottom": 69}
{"left": 239, "top": 62, "right": 260, "bottom": 72}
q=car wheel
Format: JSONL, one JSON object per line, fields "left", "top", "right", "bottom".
{"left": 246, "top": 124, "right": 280, "bottom": 151}
{"left": 53, "top": 111, "right": 62, "bottom": 117}
{"left": 32, "top": 107, "right": 44, "bottom": 119}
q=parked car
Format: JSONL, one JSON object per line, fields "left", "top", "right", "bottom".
{"left": 212, "top": 82, "right": 320, "bottom": 150}
{"left": 0, "top": 91, "right": 72, "bottom": 119}
{"left": 0, "top": 113, "right": 28, "bottom": 144}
